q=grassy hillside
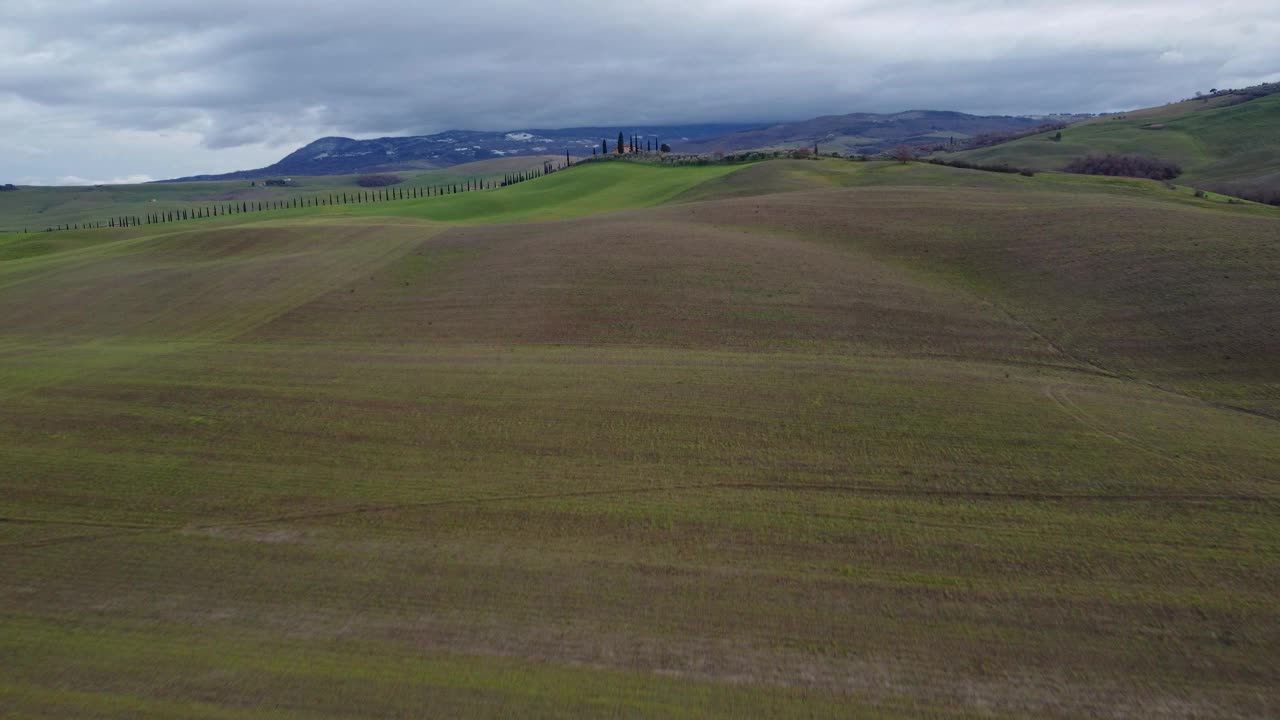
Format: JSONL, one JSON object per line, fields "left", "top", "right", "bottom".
{"left": 0, "top": 155, "right": 571, "bottom": 233}
{"left": 954, "top": 93, "right": 1280, "bottom": 192}
{"left": 2, "top": 159, "right": 1278, "bottom": 718}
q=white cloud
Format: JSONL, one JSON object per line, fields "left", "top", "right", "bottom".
{"left": 55, "top": 174, "right": 156, "bottom": 186}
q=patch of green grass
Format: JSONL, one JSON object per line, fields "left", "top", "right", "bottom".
{"left": 953, "top": 93, "right": 1280, "bottom": 189}
{"left": 339, "top": 161, "right": 750, "bottom": 223}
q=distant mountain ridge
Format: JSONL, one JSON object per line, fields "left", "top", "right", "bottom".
{"left": 165, "top": 110, "right": 1051, "bottom": 181}
{"left": 679, "top": 110, "right": 1043, "bottom": 155}
{"left": 165, "top": 124, "right": 763, "bottom": 181}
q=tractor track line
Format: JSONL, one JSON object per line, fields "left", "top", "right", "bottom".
{"left": 5, "top": 482, "right": 1273, "bottom": 552}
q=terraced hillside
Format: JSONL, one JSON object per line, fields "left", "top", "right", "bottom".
{"left": 2, "top": 160, "right": 1278, "bottom": 719}
{"left": 954, "top": 91, "right": 1280, "bottom": 194}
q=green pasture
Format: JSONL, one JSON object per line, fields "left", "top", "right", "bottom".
{"left": 0, "top": 156, "right": 570, "bottom": 232}
{"left": 953, "top": 93, "right": 1280, "bottom": 188}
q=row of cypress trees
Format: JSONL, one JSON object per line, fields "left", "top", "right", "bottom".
{"left": 35, "top": 159, "right": 576, "bottom": 234}
{"left": 594, "top": 132, "right": 664, "bottom": 156}
{"left": 502, "top": 160, "right": 561, "bottom": 187}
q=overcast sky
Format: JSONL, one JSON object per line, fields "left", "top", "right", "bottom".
{"left": 3, "top": 0, "right": 1277, "bottom": 184}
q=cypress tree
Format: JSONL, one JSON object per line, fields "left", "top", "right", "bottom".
{"left": 617, "top": 132, "right": 624, "bottom": 154}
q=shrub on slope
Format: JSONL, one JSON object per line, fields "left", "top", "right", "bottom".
{"left": 1064, "top": 154, "right": 1182, "bottom": 181}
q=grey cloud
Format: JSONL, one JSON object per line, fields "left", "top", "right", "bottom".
{"left": 1, "top": 0, "right": 1278, "bottom": 183}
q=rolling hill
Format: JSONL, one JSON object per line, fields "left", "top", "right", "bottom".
{"left": 0, "top": 156, "right": 574, "bottom": 233}
{"left": 2, "top": 159, "right": 1278, "bottom": 718}
{"left": 953, "top": 88, "right": 1280, "bottom": 198}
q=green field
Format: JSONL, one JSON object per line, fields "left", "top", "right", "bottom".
{"left": 953, "top": 92, "right": 1280, "bottom": 190}
{"left": 2, "top": 159, "right": 1278, "bottom": 718}
{"left": 0, "top": 155, "right": 574, "bottom": 233}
